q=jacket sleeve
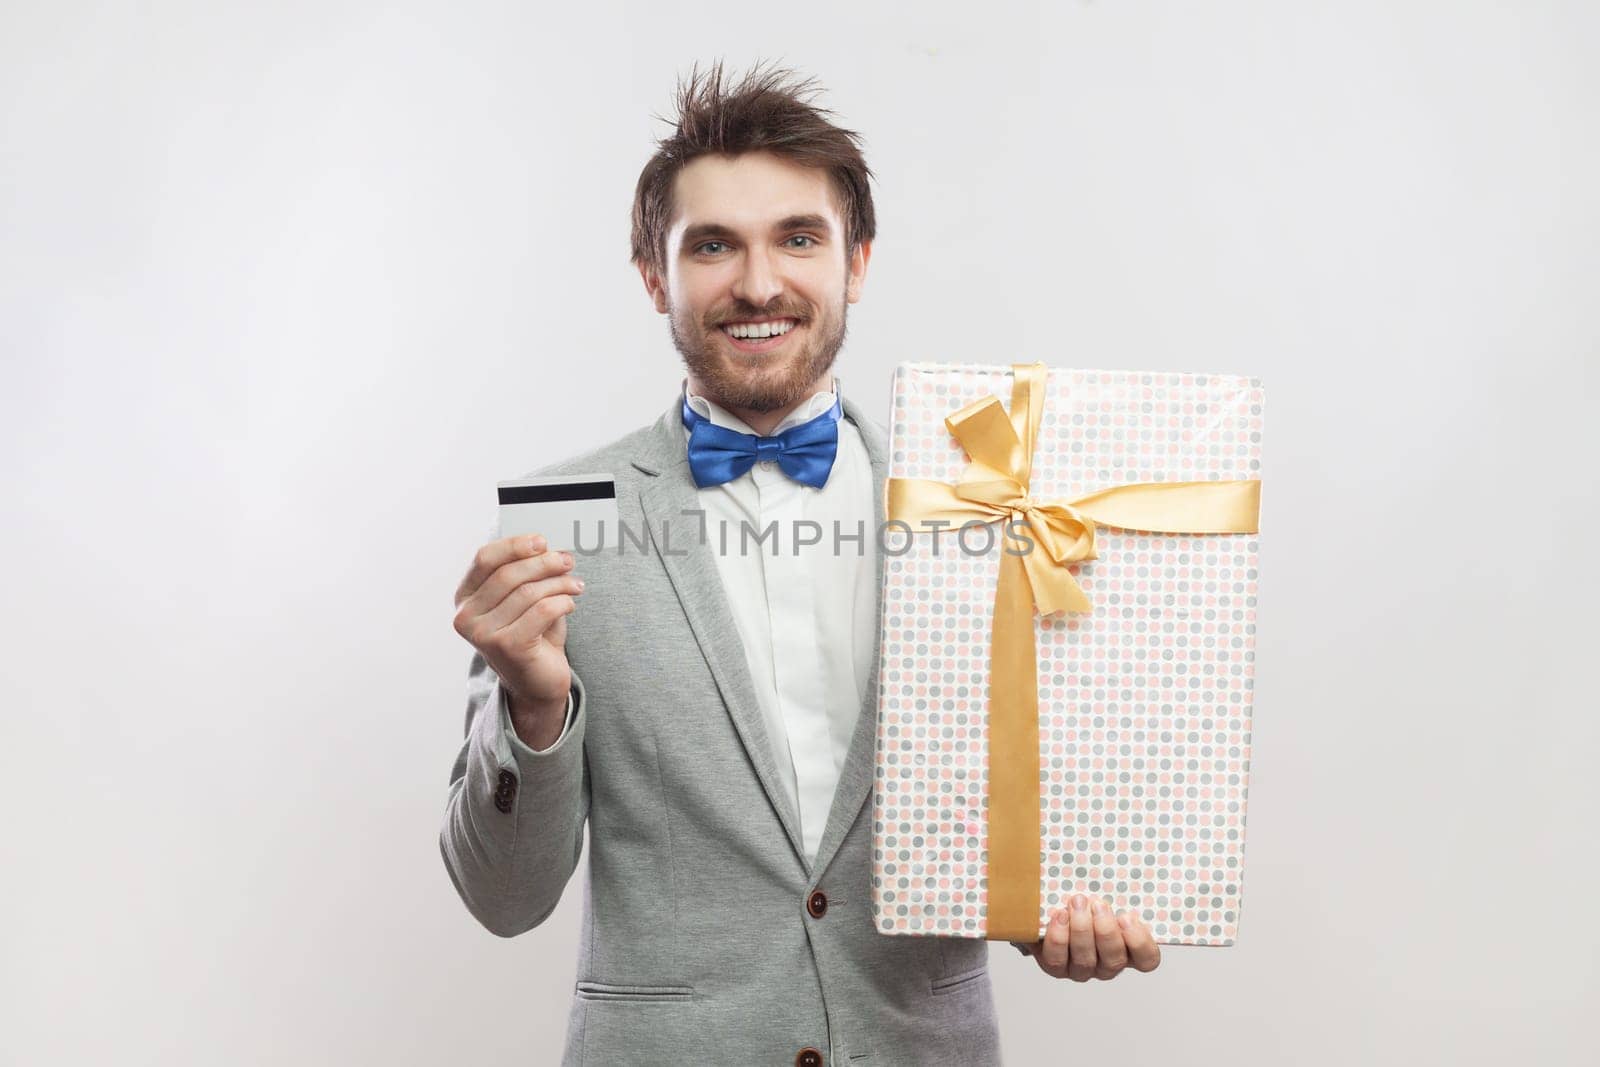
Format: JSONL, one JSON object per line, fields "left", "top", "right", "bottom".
{"left": 438, "top": 648, "right": 590, "bottom": 937}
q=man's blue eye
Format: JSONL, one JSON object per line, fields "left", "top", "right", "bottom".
{"left": 697, "top": 236, "right": 815, "bottom": 254}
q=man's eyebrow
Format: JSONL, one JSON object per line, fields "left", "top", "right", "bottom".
{"left": 678, "top": 214, "right": 834, "bottom": 248}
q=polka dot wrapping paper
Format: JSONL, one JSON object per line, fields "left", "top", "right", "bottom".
{"left": 870, "top": 362, "right": 1264, "bottom": 946}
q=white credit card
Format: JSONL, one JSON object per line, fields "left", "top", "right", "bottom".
{"left": 496, "top": 473, "right": 618, "bottom": 553}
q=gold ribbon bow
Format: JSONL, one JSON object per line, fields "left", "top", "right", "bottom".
{"left": 885, "top": 362, "right": 1262, "bottom": 941}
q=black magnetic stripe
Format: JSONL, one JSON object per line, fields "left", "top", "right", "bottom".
{"left": 498, "top": 480, "right": 616, "bottom": 505}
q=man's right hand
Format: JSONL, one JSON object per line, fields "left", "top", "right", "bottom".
{"left": 453, "top": 534, "right": 585, "bottom": 743}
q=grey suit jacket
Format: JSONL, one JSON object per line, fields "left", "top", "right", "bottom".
{"left": 440, "top": 391, "right": 1003, "bottom": 1066}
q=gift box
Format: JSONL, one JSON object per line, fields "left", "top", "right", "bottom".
{"left": 870, "top": 361, "right": 1264, "bottom": 946}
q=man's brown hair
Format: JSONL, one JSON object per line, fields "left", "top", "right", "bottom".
{"left": 629, "top": 59, "right": 877, "bottom": 279}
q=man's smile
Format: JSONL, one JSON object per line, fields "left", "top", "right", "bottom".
{"left": 717, "top": 316, "right": 803, "bottom": 353}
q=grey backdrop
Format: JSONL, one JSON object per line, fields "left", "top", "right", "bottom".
{"left": 3, "top": 2, "right": 1595, "bottom": 1065}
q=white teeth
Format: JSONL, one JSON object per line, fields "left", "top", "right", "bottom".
{"left": 723, "top": 319, "right": 796, "bottom": 339}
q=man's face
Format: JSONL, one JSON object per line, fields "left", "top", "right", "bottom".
{"left": 641, "top": 150, "right": 871, "bottom": 413}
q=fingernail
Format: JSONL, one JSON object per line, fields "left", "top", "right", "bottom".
{"left": 562, "top": 551, "right": 574, "bottom": 566}
{"left": 1117, "top": 912, "right": 1132, "bottom": 930}
{"left": 1072, "top": 894, "right": 1087, "bottom": 912}
{"left": 1052, "top": 908, "right": 1068, "bottom": 926}
{"left": 574, "top": 577, "right": 585, "bottom": 591}
{"left": 1091, "top": 898, "right": 1105, "bottom": 916}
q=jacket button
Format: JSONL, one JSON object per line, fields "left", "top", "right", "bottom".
{"left": 806, "top": 890, "right": 827, "bottom": 918}
{"left": 795, "top": 1048, "right": 823, "bottom": 1067}
{"left": 493, "top": 773, "right": 516, "bottom": 813}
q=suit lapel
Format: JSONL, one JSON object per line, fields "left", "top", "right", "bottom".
{"left": 631, "top": 389, "right": 889, "bottom": 881}
{"left": 634, "top": 398, "right": 809, "bottom": 867}
{"left": 809, "top": 394, "right": 887, "bottom": 879}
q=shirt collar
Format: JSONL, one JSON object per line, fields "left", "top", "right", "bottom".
{"left": 682, "top": 377, "right": 842, "bottom": 439}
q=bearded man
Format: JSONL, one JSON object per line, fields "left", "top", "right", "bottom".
{"left": 442, "top": 60, "right": 1160, "bottom": 1067}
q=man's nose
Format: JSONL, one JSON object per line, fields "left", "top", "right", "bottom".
{"left": 731, "top": 245, "right": 784, "bottom": 309}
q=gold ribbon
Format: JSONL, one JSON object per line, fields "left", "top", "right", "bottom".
{"left": 884, "top": 362, "right": 1262, "bottom": 941}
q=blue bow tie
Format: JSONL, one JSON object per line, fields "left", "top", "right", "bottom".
{"left": 682, "top": 393, "right": 842, "bottom": 489}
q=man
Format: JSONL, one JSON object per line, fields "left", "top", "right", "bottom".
{"left": 442, "top": 61, "right": 1160, "bottom": 1066}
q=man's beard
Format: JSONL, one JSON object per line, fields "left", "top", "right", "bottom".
{"left": 667, "top": 291, "right": 849, "bottom": 414}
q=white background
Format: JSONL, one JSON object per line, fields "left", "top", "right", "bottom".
{"left": 3, "top": 2, "right": 1596, "bottom": 1064}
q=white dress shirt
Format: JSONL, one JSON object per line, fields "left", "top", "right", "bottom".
{"left": 681, "top": 377, "right": 878, "bottom": 865}
{"left": 517, "top": 377, "right": 877, "bottom": 866}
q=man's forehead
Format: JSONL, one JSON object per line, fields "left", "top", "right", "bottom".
{"left": 668, "top": 152, "right": 842, "bottom": 237}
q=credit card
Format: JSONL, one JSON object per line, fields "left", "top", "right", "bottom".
{"left": 497, "top": 473, "right": 618, "bottom": 553}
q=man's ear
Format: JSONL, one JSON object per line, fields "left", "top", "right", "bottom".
{"left": 638, "top": 261, "right": 669, "bottom": 314}
{"left": 846, "top": 239, "right": 873, "bottom": 304}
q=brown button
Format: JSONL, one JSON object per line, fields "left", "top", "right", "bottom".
{"left": 806, "top": 890, "right": 827, "bottom": 918}
{"left": 493, "top": 772, "right": 516, "bottom": 814}
{"left": 795, "top": 1048, "right": 823, "bottom": 1067}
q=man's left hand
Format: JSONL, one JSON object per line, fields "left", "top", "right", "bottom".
{"left": 1010, "top": 894, "right": 1162, "bottom": 981}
